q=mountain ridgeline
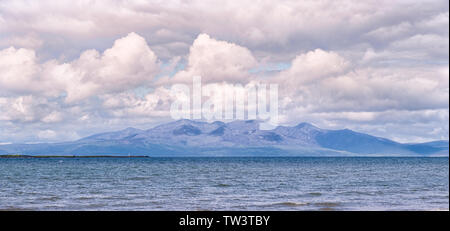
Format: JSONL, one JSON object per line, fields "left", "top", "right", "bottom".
{"left": 0, "top": 120, "right": 448, "bottom": 157}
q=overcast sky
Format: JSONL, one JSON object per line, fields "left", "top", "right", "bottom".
{"left": 0, "top": 0, "right": 448, "bottom": 144}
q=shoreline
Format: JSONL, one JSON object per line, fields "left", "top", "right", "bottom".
{"left": 0, "top": 155, "right": 150, "bottom": 158}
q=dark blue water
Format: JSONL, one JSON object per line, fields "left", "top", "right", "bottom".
{"left": 0, "top": 157, "right": 448, "bottom": 210}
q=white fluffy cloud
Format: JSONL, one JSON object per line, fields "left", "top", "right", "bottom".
{"left": 0, "top": 32, "right": 160, "bottom": 102}
{"left": 157, "top": 34, "right": 257, "bottom": 84}
{"left": 0, "top": 47, "right": 41, "bottom": 95}
{"left": 276, "top": 50, "right": 448, "bottom": 114}
{"left": 63, "top": 32, "right": 160, "bottom": 102}
{"left": 278, "top": 49, "right": 350, "bottom": 86}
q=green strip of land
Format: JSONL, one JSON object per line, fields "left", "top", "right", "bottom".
{"left": 0, "top": 155, "right": 149, "bottom": 158}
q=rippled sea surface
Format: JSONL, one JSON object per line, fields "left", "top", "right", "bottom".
{"left": 0, "top": 157, "right": 448, "bottom": 211}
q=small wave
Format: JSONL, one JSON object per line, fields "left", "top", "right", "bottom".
{"left": 270, "top": 202, "right": 308, "bottom": 207}
{"left": 75, "top": 196, "right": 96, "bottom": 201}
{"left": 314, "top": 202, "right": 342, "bottom": 211}
{"left": 126, "top": 176, "right": 151, "bottom": 181}
{"left": 313, "top": 202, "right": 341, "bottom": 207}
{"left": 306, "top": 192, "right": 322, "bottom": 197}
{"left": 83, "top": 203, "right": 109, "bottom": 209}
{"left": 0, "top": 206, "right": 34, "bottom": 211}
{"left": 216, "top": 183, "right": 232, "bottom": 187}
{"left": 319, "top": 207, "right": 336, "bottom": 211}
{"left": 195, "top": 208, "right": 213, "bottom": 211}
{"left": 39, "top": 196, "right": 61, "bottom": 202}
{"left": 338, "top": 191, "right": 383, "bottom": 196}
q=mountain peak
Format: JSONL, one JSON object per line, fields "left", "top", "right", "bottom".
{"left": 212, "top": 121, "right": 225, "bottom": 126}
{"left": 151, "top": 119, "right": 204, "bottom": 130}
{"left": 173, "top": 124, "right": 202, "bottom": 136}
{"left": 295, "top": 122, "right": 321, "bottom": 131}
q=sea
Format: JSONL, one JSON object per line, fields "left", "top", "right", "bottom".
{"left": 0, "top": 157, "right": 448, "bottom": 211}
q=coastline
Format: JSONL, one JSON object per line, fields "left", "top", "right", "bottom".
{"left": 0, "top": 155, "right": 150, "bottom": 158}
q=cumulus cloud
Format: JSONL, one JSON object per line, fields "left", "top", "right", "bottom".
{"left": 63, "top": 32, "right": 160, "bottom": 102}
{"left": 278, "top": 49, "right": 350, "bottom": 86}
{"left": 100, "top": 87, "right": 174, "bottom": 118}
{"left": 0, "top": 47, "right": 41, "bottom": 95}
{"left": 157, "top": 34, "right": 257, "bottom": 84}
{"left": 276, "top": 54, "right": 448, "bottom": 114}
{"left": 0, "top": 32, "right": 160, "bottom": 102}
{"left": 0, "top": 95, "right": 62, "bottom": 124}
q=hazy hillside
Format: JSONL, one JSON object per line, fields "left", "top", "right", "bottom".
{"left": 0, "top": 120, "right": 448, "bottom": 157}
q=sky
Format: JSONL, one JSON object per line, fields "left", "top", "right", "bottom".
{"left": 0, "top": 0, "right": 448, "bottom": 144}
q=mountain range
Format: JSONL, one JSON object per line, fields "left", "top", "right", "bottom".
{"left": 0, "top": 119, "right": 448, "bottom": 157}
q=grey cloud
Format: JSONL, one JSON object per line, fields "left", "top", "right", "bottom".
{"left": 1, "top": 0, "right": 447, "bottom": 62}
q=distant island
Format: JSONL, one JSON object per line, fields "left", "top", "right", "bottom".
{"left": 0, "top": 120, "right": 448, "bottom": 157}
